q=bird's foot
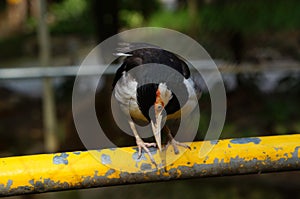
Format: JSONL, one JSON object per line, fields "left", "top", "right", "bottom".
{"left": 136, "top": 138, "right": 157, "bottom": 167}
{"left": 166, "top": 139, "right": 191, "bottom": 155}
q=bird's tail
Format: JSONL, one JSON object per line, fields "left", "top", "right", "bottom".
{"left": 114, "top": 42, "right": 161, "bottom": 56}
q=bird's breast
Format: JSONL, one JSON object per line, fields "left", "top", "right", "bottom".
{"left": 114, "top": 72, "right": 148, "bottom": 122}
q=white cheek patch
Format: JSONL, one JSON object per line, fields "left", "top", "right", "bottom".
{"left": 158, "top": 83, "right": 172, "bottom": 106}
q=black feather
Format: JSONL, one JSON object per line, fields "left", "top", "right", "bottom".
{"left": 112, "top": 43, "right": 192, "bottom": 122}
{"left": 112, "top": 44, "right": 190, "bottom": 88}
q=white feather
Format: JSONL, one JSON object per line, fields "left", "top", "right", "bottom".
{"left": 167, "top": 78, "right": 199, "bottom": 119}
{"left": 113, "top": 52, "right": 132, "bottom": 57}
{"left": 157, "top": 83, "right": 172, "bottom": 106}
{"left": 114, "top": 72, "right": 147, "bottom": 121}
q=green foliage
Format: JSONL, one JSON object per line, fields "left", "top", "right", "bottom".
{"left": 49, "top": 0, "right": 94, "bottom": 35}
{"left": 200, "top": 0, "right": 300, "bottom": 34}
{"left": 147, "top": 0, "right": 300, "bottom": 34}
{"left": 119, "top": 0, "right": 160, "bottom": 28}
{"left": 20, "top": 0, "right": 300, "bottom": 38}
{"left": 119, "top": 10, "right": 144, "bottom": 28}
{"left": 25, "top": 16, "right": 38, "bottom": 33}
{"left": 51, "top": 0, "right": 87, "bottom": 20}
{"left": 148, "top": 10, "right": 191, "bottom": 32}
{"left": 119, "top": 0, "right": 161, "bottom": 19}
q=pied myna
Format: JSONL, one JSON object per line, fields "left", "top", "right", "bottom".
{"left": 112, "top": 43, "right": 201, "bottom": 166}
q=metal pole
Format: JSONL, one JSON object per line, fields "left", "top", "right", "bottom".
{"left": 37, "top": 0, "right": 58, "bottom": 152}
{"left": 1, "top": 134, "right": 300, "bottom": 197}
{"left": 1, "top": 61, "right": 300, "bottom": 79}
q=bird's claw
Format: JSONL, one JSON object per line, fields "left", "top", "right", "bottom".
{"left": 136, "top": 139, "right": 157, "bottom": 167}
{"left": 166, "top": 139, "right": 191, "bottom": 155}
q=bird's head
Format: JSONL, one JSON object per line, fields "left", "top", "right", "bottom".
{"left": 151, "top": 83, "right": 172, "bottom": 151}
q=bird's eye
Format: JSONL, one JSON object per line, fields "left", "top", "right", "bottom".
{"left": 156, "top": 104, "right": 163, "bottom": 111}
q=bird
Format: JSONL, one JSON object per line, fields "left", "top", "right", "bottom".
{"left": 112, "top": 43, "right": 201, "bottom": 166}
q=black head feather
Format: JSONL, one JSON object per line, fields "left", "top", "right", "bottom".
{"left": 112, "top": 43, "right": 192, "bottom": 121}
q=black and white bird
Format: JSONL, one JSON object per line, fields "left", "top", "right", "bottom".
{"left": 112, "top": 43, "right": 201, "bottom": 165}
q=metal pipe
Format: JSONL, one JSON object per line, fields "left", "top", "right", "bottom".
{"left": 1, "top": 61, "right": 300, "bottom": 79}
{"left": 0, "top": 65, "right": 117, "bottom": 79}
{"left": 1, "top": 134, "right": 300, "bottom": 197}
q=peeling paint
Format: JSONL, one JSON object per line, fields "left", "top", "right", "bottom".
{"left": 93, "top": 169, "right": 116, "bottom": 180}
{"left": 210, "top": 140, "right": 219, "bottom": 145}
{"left": 213, "top": 158, "right": 219, "bottom": 164}
{"left": 140, "top": 163, "right": 152, "bottom": 171}
{"left": 133, "top": 147, "right": 157, "bottom": 155}
{"left": 132, "top": 152, "right": 147, "bottom": 162}
{"left": 28, "top": 178, "right": 70, "bottom": 193}
{"left": 274, "top": 147, "right": 283, "bottom": 151}
{"left": 230, "top": 137, "right": 261, "bottom": 145}
{"left": 105, "top": 169, "right": 116, "bottom": 177}
{"left": 168, "top": 168, "right": 180, "bottom": 177}
{"left": 1, "top": 134, "right": 300, "bottom": 197}
{"left": 0, "top": 179, "right": 13, "bottom": 193}
{"left": 292, "top": 146, "right": 300, "bottom": 159}
{"left": 73, "top": 151, "right": 81, "bottom": 155}
{"left": 203, "top": 156, "right": 209, "bottom": 163}
{"left": 101, "top": 154, "right": 111, "bottom": 165}
{"left": 6, "top": 180, "right": 12, "bottom": 189}
{"left": 28, "top": 179, "right": 34, "bottom": 186}
{"left": 53, "top": 153, "right": 69, "bottom": 165}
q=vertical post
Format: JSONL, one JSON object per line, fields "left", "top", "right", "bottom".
{"left": 187, "top": 0, "right": 199, "bottom": 37}
{"left": 37, "top": 0, "right": 58, "bottom": 152}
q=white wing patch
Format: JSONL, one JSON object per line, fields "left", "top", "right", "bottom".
{"left": 167, "top": 78, "right": 199, "bottom": 119}
{"left": 182, "top": 78, "right": 199, "bottom": 115}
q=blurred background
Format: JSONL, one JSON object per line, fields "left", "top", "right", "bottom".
{"left": 1, "top": 0, "right": 300, "bottom": 198}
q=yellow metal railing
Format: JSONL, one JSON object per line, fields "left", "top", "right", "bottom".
{"left": 1, "top": 134, "right": 300, "bottom": 197}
